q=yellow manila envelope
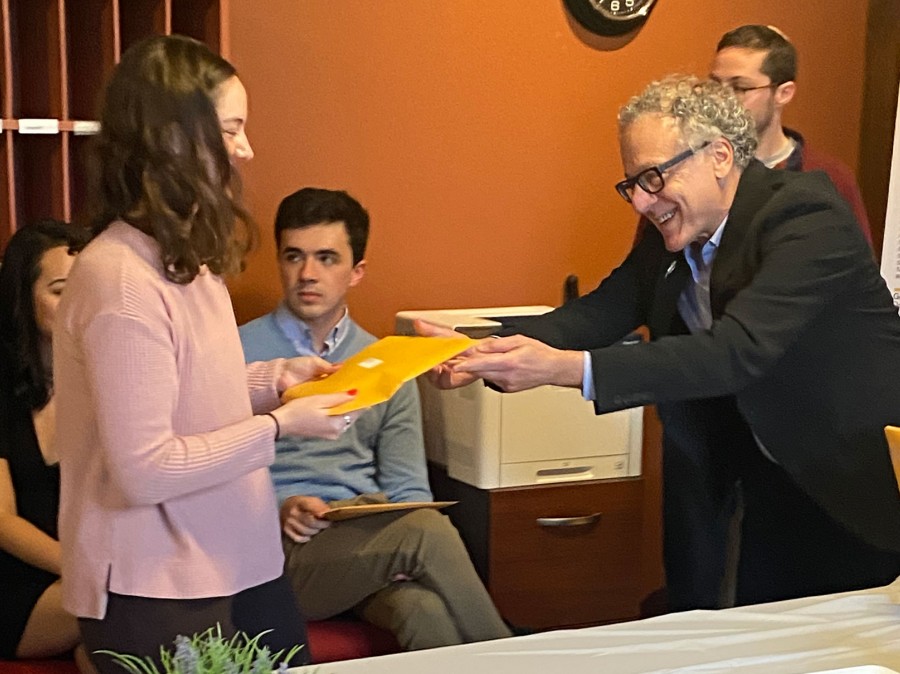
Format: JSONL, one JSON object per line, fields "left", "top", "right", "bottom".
{"left": 282, "top": 335, "right": 476, "bottom": 415}
{"left": 884, "top": 425, "right": 900, "bottom": 493}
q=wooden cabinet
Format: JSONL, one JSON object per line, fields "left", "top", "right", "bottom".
{"left": 0, "top": 0, "right": 228, "bottom": 249}
{"left": 430, "top": 465, "right": 645, "bottom": 630}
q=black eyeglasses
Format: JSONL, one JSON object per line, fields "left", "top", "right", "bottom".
{"left": 729, "top": 82, "right": 778, "bottom": 95}
{"left": 615, "top": 141, "right": 710, "bottom": 203}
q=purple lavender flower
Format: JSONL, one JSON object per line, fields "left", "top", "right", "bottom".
{"left": 172, "top": 635, "right": 199, "bottom": 674}
{"left": 250, "top": 646, "right": 272, "bottom": 674}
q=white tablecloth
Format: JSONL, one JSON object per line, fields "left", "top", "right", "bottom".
{"left": 295, "top": 578, "right": 900, "bottom": 674}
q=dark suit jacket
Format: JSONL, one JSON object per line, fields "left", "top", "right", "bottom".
{"left": 500, "top": 160, "right": 900, "bottom": 553}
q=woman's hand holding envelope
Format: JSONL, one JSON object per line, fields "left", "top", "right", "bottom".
{"left": 281, "top": 334, "right": 477, "bottom": 412}
{"left": 276, "top": 355, "right": 339, "bottom": 395}
{"left": 274, "top": 392, "right": 363, "bottom": 440}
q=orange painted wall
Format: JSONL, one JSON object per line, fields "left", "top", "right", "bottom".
{"left": 226, "top": 1, "right": 868, "bottom": 338}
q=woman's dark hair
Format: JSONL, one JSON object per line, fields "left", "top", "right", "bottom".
{"left": 0, "top": 220, "right": 90, "bottom": 410}
{"left": 86, "top": 34, "right": 256, "bottom": 284}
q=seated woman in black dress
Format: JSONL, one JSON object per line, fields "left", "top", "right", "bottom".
{"left": 0, "top": 220, "right": 92, "bottom": 671}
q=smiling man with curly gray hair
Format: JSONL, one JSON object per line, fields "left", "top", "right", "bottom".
{"left": 420, "top": 72, "right": 900, "bottom": 610}
{"left": 615, "top": 75, "right": 757, "bottom": 252}
{"left": 619, "top": 75, "right": 758, "bottom": 168}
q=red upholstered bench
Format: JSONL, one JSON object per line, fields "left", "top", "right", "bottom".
{"left": 307, "top": 617, "right": 399, "bottom": 663}
{"left": 0, "top": 660, "right": 80, "bottom": 674}
{"left": 1, "top": 618, "right": 399, "bottom": 672}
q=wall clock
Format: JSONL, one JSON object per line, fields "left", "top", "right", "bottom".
{"left": 563, "top": 0, "right": 658, "bottom": 37}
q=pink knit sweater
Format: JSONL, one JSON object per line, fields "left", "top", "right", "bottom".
{"left": 54, "top": 221, "right": 284, "bottom": 619}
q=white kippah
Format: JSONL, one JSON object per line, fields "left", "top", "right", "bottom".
{"left": 766, "top": 25, "right": 792, "bottom": 43}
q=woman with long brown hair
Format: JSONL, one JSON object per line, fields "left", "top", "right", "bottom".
{"left": 53, "top": 35, "right": 359, "bottom": 673}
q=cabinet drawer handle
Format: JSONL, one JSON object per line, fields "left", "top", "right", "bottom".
{"left": 536, "top": 512, "right": 602, "bottom": 527}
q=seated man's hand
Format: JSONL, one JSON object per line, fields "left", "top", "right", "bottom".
{"left": 453, "top": 335, "right": 583, "bottom": 392}
{"left": 280, "top": 495, "right": 332, "bottom": 543}
{"left": 277, "top": 356, "right": 340, "bottom": 394}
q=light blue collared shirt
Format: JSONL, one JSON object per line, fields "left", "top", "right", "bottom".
{"left": 582, "top": 219, "right": 778, "bottom": 464}
{"left": 582, "top": 217, "right": 728, "bottom": 399}
{"left": 273, "top": 301, "right": 351, "bottom": 357}
{"left": 678, "top": 217, "right": 727, "bottom": 333}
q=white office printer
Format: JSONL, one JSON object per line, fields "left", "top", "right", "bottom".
{"left": 395, "top": 306, "right": 642, "bottom": 489}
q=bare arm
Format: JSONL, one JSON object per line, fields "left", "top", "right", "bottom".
{"left": 0, "top": 459, "right": 61, "bottom": 575}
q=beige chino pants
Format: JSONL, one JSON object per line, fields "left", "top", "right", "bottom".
{"left": 283, "top": 494, "right": 511, "bottom": 650}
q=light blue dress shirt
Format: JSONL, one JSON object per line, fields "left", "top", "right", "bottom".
{"left": 273, "top": 301, "right": 351, "bottom": 357}
{"left": 582, "top": 218, "right": 728, "bottom": 399}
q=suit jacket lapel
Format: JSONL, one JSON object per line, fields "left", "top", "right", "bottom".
{"left": 648, "top": 252, "right": 691, "bottom": 336}
{"left": 710, "top": 160, "right": 781, "bottom": 317}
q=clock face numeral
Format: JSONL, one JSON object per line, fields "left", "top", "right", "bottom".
{"left": 588, "top": 0, "right": 655, "bottom": 20}
{"left": 565, "top": 0, "right": 657, "bottom": 36}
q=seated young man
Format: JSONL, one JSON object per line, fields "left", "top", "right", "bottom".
{"left": 239, "top": 187, "right": 511, "bottom": 651}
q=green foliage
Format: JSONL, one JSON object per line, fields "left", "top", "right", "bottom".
{"left": 96, "top": 625, "right": 304, "bottom": 674}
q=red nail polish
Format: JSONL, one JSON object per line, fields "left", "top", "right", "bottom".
{"left": 347, "top": 389, "right": 358, "bottom": 395}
